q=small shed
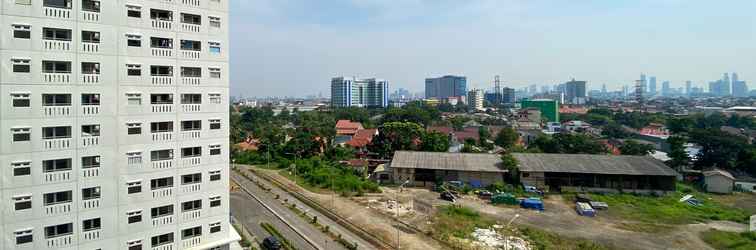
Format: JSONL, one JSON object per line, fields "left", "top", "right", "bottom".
{"left": 703, "top": 169, "right": 735, "bottom": 194}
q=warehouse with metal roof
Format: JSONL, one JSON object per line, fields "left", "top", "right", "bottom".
{"left": 390, "top": 151, "right": 508, "bottom": 187}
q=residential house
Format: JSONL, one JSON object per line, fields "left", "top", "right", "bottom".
{"left": 703, "top": 169, "right": 735, "bottom": 194}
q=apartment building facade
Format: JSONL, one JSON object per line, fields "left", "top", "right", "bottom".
{"left": 331, "top": 77, "right": 389, "bottom": 108}
{"left": 0, "top": 0, "right": 240, "bottom": 249}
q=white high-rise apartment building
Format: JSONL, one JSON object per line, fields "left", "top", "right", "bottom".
{"left": 0, "top": 0, "right": 240, "bottom": 249}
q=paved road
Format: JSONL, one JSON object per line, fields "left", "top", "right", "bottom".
{"left": 231, "top": 173, "right": 349, "bottom": 250}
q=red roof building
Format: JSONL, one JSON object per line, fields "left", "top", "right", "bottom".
{"left": 336, "top": 120, "right": 364, "bottom": 136}
{"left": 346, "top": 129, "right": 378, "bottom": 148}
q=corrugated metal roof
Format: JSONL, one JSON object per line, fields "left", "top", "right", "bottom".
{"left": 391, "top": 151, "right": 507, "bottom": 173}
{"left": 512, "top": 153, "right": 677, "bottom": 176}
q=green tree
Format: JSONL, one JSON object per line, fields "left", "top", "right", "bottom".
{"left": 501, "top": 153, "right": 519, "bottom": 170}
{"left": 369, "top": 122, "right": 425, "bottom": 158}
{"left": 494, "top": 128, "right": 519, "bottom": 149}
{"left": 690, "top": 129, "right": 748, "bottom": 169}
{"left": 421, "top": 131, "right": 451, "bottom": 152}
{"left": 667, "top": 117, "right": 694, "bottom": 134}
{"left": 602, "top": 122, "right": 631, "bottom": 139}
{"left": 478, "top": 127, "right": 491, "bottom": 141}
{"left": 666, "top": 136, "right": 690, "bottom": 170}
{"left": 735, "top": 148, "right": 756, "bottom": 176}
{"left": 619, "top": 140, "right": 656, "bottom": 156}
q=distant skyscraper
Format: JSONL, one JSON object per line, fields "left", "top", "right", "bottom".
{"left": 467, "top": 89, "right": 485, "bottom": 111}
{"left": 425, "top": 75, "right": 467, "bottom": 100}
{"left": 732, "top": 73, "right": 748, "bottom": 97}
{"left": 529, "top": 84, "right": 537, "bottom": 95}
{"left": 723, "top": 73, "right": 731, "bottom": 95}
{"left": 661, "top": 81, "right": 670, "bottom": 96}
{"left": 601, "top": 84, "right": 607, "bottom": 93}
{"left": 649, "top": 76, "right": 657, "bottom": 95}
{"left": 640, "top": 74, "right": 648, "bottom": 94}
{"left": 502, "top": 87, "right": 516, "bottom": 104}
{"left": 564, "top": 79, "right": 587, "bottom": 105}
{"left": 331, "top": 77, "right": 389, "bottom": 108}
{"left": 686, "top": 81, "right": 692, "bottom": 96}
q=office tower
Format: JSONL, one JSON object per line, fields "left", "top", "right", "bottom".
{"left": 331, "top": 77, "right": 389, "bottom": 108}
{"left": 467, "top": 89, "right": 484, "bottom": 111}
{"left": 0, "top": 1, "right": 240, "bottom": 249}
{"left": 564, "top": 79, "right": 587, "bottom": 105}
{"left": 528, "top": 84, "right": 537, "bottom": 95}
{"left": 502, "top": 87, "right": 516, "bottom": 104}
{"left": 649, "top": 76, "right": 657, "bottom": 96}
{"left": 686, "top": 81, "right": 692, "bottom": 96}
{"left": 601, "top": 84, "right": 607, "bottom": 93}
{"left": 424, "top": 75, "right": 467, "bottom": 100}
{"left": 640, "top": 74, "right": 647, "bottom": 94}
{"left": 661, "top": 81, "right": 670, "bottom": 96}
{"left": 723, "top": 73, "right": 731, "bottom": 96}
{"left": 732, "top": 73, "right": 748, "bottom": 97}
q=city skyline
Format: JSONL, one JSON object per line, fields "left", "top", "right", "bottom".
{"left": 230, "top": 0, "right": 756, "bottom": 97}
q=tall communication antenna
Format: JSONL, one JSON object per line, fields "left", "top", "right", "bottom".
{"left": 635, "top": 79, "right": 645, "bottom": 110}
{"left": 494, "top": 75, "right": 502, "bottom": 104}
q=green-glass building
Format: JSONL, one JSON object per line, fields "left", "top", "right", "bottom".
{"left": 521, "top": 99, "right": 559, "bottom": 122}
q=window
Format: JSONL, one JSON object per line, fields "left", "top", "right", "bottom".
{"left": 81, "top": 62, "right": 100, "bottom": 74}
{"left": 209, "top": 41, "right": 221, "bottom": 54}
{"left": 127, "top": 240, "right": 143, "bottom": 250}
{"left": 181, "top": 94, "right": 202, "bottom": 104}
{"left": 42, "top": 126, "right": 71, "bottom": 139}
{"left": 209, "top": 170, "right": 221, "bottom": 181}
{"left": 182, "top": 173, "right": 201, "bottom": 185}
{"left": 127, "top": 180, "right": 142, "bottom": 194}
{"left": 127, "top": 122, "right": 142, "bottom": 135}
{"left": 151, "top": 150, "right": 173, "bottom": 161}
{"left": 82, "top": 0, "right": 100, "bottom": 12}
{"left": 209, "top": 93, "right": 222, "bottom": 104}
{"left": 150, "top": 205, "right": 174, "bottom": 218}
{"left": 43, "top": 191, "right": 72, "bottom": 205}
{"left": 127, "top": 64, "right": 142, "bottom": 75}
{"left": 82, "top": 156, "right": 100, "bottom": 169}
{"left": 82, "top": 124, "right": 101, "bottom": 137}
{"left": 44, "top": 0, "right": 71, "bottom": 8}
{"left": 209, "top": 196, "right": 221, "bottom": 207}
{"left": 15, "top": 229, "right": 33, "bottom": 245}
{"left": 12, "top": 161, "right": 32, "bottom": 176}
{"left": 42, "top": 94, "right": 71, "bottom": 106}
{"left": 209, "top": 67, "right": 221, "bottom": 78}
{"left": 151, "top": 122, "right": 173, "bottom": 133}
{"left": 13, "top": 195, "right": 32, "bottom": 210}
{"left": 127, "top": 151, "right": 143, "bottom": 165}
{"left": 209, "top": 145, "right": 221, "bottom": 156}
{"left": 150, "top": 94, "right": 173, "bottom": 105}
{"left": 181, "top": 13, "right": 201, "bottom": 25}
{"left": 82, "top": 187, "right": 101, "bottom": 200}
{"left": 151, "top": 65, "right": 173, "bottom": 76}
{"left": 15, "top": 0, "right": 32, "bottom": 5}
{"left": 181, "top": 147, "right": 201, "bottom": 158}
{"left": 44, "top": 223, "right": 73, "bottom": 239}
{"left": 81, "top": 31, "right": 100, "bottom": 43}
{"left": 209, "top": 222, "right": 221, "bottom": 233}
{"left": 150, "top": 37, "right": 173, "bottom": 49}
{"left": 127, "top": 93, "right": 143, "bottom": 106}
{"left": 43, "top": 28, "right": 72, "bottom": 41}
{"left": 11, "top": 93, "right": 31, "bottom": 107}
{"left": 209, "top": 119, "right": 222, "bottom": 130}
{"left": 12, "top": 127, "right": 31, "bottom": 142}
{"left": 82, "top": 94, "right": 101, "bottom": 106}
{"left": 12, "top": 24, "right": 31, "bottom": 39}
{"left": 181, "top": 226, "right": 202, "bottom": 239}
{"left": 43, "top": 158, "right": 72, "bottom": 172}
{"left": 151, "top": 233, "right": 174, "bottom": 247}
{"left": 209, "top": 16, "right": 221, "bottom": 28}
{"left": 180, "top": 40, "right": 201, "bottom": 51}
{"left": 127, "top": 210, "right": 143, "bottom": 224}
{"left": 150, "top": 177, "right": 173, "bottom": 190}
{"left": 126, "top": 5, "right": 142, "bottom": 18}
{"left": 150, "top": 9, "right": 173, "bottom": 21}
{"left": 42, "top": 61, "right": 71, "bottom": 73}
{"left": 181, "top": 200, "right": 202, "bottom": 211}
{"left": 11, "top": 58, "right": 31, "bottom": 73}
{"left": 126, "top": 34, "right": 142, "bottom": 47}
{"left": 181, "top": 120, "right": 201, "bottom": 131}
{"left": 82, "top": 218, "right": 101, "bottom": 232}
{"left": 181, "top": 67, "right": 202, "bottom": 77}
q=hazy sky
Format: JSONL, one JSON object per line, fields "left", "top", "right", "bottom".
{"left": 230, "top": 0, "right": 756, "bottom": 97}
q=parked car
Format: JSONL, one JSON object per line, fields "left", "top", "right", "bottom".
{"left": 524, "top": 185, "right": 544, "bottom": 196}
{"left": 262, "top": 236, "right": 282, "bottom": 250}
{"left": 440, "top": 191, "right": 457, "bottom": 202}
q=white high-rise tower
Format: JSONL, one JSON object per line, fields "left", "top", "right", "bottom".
{"left": 1, "top": 0, "right": 240, "bottom": 249}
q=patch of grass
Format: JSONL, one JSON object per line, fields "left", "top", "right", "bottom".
{"left": 260, "top": 222, "right": 295, "bottom": 250}
{"left": 432, "top": 205, "right": 495, "bottom": 240}
{"left": 700, "top": 229, "right": 756, "bottom": 250}
{"left": 614, "top": 222, "right": 675, "bottom": 234}
{"left": 519, "top": 226, "right": 611, "bottom": 250}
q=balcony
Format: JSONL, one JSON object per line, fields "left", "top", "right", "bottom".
{"left": 44, "top": 170, "right": 71, "bottom": 183}
{"left": 43, "top": 138, "right": 72, "bottom": 150}
{"left": 151, "top": 48, "right": 173, "bottom": 57}
{"left": 44, "top": 6, "right": 72, "bottom": 19}
{"left": 181, "top": 104, "right": 201, "bottom": 113}
{"left": 81, "top": 136, "right": 100, "bottom": 147}
{"left": 151, "top": 132, "right": 174, "bottom": 142}
{"left": 151, "top": 104, "right": 174, "bottom": 113}
{"left": 42, "top": 105, "right": 72, "bottom": 117}
{"left": 43, "top": 40, "right": 72, "bottom": 51}
{"left": 43, "top": 72, "right": 71, "bottom": 83}
{"left": 182, "top": 236, "right": 202, "bottom": 249}
{"left": 81, "top": 42, "right": 99, "bottom": 53}
{"left": 181, "top": 130, "right": 201, "bottom": 140}
{"left": 181, "top": 183, "right": 201, "bottom": 193}
{"left": 152, "top": 243, "right": 175, "bottom": 250}
{"left": 81, "top": 10, "right": 100, "bottom": 22}
{"left": 82, "top": 229, "right": 101, "bottom": 241}
{"left": 180, "top": 50, "right": 201, "bottom": 59}
{"left": 181, "top": 157, "right": 201, "bottom": 168}
{"left": 182, "top": 0, "right": 200, "bottom": 7}
{"left": 181, "top": 77, "right": 201, "bottom": 85}
{"left": 81, "top": 167, "right": 100, "bottom": 178}
{"left": 151, "top": 19, "right": 173, "bottom": 30}
{"left": 152, "top": 159, "right": 174, "bottom": 169}
{"left": 81, "top": 105, "right": 100, "bottom": 115}
{"left": 82, "top": 198, "right": 101, "bottom": 209}
{"left": 46, "top": 234, "right": 73, "bottom": 248}
{"left": 152, "top": 188, "right": 174, "bottom": 199}
{"left": 181, "top": 23, "right": 201, "bottom": 32}
{"left": 152, "top": 215, "right": 174, "bottom": 227}
{"left": 181, "top": 209, "right": 201, "bottom": 221}
{"left": 152, "top": 75, "right": 174, "bottom": 85}
{"left": 81, "top": 73, "right": 100, "bottom": 84}
{"left": 45, "top": 202, "right": 72, "bottom": 215}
